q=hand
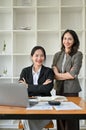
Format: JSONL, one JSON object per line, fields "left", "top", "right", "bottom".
{"left": 19, "top": 78, "right": 28, "bottom": 87}
{"left": 43, "top": 79, "right": 52, "bottom": 85}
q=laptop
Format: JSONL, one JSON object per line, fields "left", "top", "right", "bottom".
{"left": 0, "top": 83, "right": 37, "bottom": 108}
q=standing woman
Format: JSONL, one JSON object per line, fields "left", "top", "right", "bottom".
{"left": 19, "top": 46, "right": 54, "bottom": 130}
{"left": 52, "top": 29, "right": 83, "bottom": 130}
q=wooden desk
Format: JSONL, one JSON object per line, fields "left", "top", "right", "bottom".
{"left": 0, "top": 97, "right": 86, "bottom": 120}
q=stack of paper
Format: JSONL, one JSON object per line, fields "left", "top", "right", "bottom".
{"left": 54, "top": 102, "right": 82, "bottom": 110}
{"left": 37, "top": 96, "right": 67, "bottom": 102}
{"left": 27, "top": 102, "right": 53, "bottom": 110}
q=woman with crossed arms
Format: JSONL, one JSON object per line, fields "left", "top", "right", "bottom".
{"left": 52, "top": 29, "right": 83, "bottom": 130}
{"left": 19, "top": 45, "right": 54, "bottom": 130}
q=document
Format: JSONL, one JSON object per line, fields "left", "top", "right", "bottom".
{"left": 26, "top": 102, "right": 53, "bottom": 110}
{"left": 37, "top": 96, "right": 67, "bottom": 102}
{"left": 54, "top": 102, "right": 82, "bottom": 110}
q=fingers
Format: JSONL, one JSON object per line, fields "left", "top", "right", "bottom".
{"left": 43, "top": 79, "right": 52, "bottom": 85}
{"left": 19, "top": 80, "right": 24, "bottom": 83}
{"left": 19, "top": 78, "right": 26, "bottom": 85}
{"left": 46, "top": 79, "right": 52, "bottom": 83}
{"left": 22, "top": 78, "right": 26, "bottom": 82}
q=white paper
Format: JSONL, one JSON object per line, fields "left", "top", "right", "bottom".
{"left": 26, "top": 102, "right": 53, "bottom": 110}
{"left": 37, "top": 96, "right": 67, "bottom": 102}
{"left": 54, "top": 102, "right": 82, "bottom": 110}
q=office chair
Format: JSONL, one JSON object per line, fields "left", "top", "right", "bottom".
{"left": 19, "top": 120, "right": 54, "bottom": 130}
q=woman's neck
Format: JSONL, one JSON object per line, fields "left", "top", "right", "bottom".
{"left": 65, "top": 48, "right": 71, "bottom": 54}
{"left": 33, "top": 65, "right": 42, "bottom": 72}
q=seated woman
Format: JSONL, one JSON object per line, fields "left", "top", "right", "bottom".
{"left": 19, "top": 46, "right": 54, "bottom": 130}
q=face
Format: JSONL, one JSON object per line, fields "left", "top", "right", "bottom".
{"left": 31, "top": 49, "right": 45, "bottom": 67}
{"left": 63, "top": 32, "right": 74, "bottom": 50}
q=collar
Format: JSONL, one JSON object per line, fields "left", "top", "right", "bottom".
{"left": 32, "top": 66, "right": 41, "bottom": 75}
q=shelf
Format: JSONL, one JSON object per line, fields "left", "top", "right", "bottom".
{"left": 13, "top": 55, "right": 32, "bottom": 77}
{"left": 0, "top": 78, "right": 12, "bottom": 83}
{"left": 85, "top": 9, "right": 86, "bottom": 29}
{"left": 13, "top": 0, "right": 34, "bottom": 6}
{"left": 0, "top": 0, "right": 11, "bottom": 7}
{"left": 61, "top": 7, "right": 83, "bottom": 30}
{"left": 13, "top": 6, "right": 34, "bottom": 8}
{"left": 37, "top": 0, "right": 59, "bottom": 7}
{"left": 13, "top": 8, "right": 35, "bottom": 30}
{"left": 61, "top": 0, "right": 83, "bottom": 7}
{"left": 37, "top": 32, "right": 60, "bottom": 55}
{"left": 77, "top": 31, "right": 84, "bottom": 52}
{"left": 37, "top": 7, "right": 59, "bottom": 30}
{"left": 0, "top": 7, "right": 11, "bottom": 12}
{"left": 0, "top": 8, "right": 12, "bottom": 30}
{"left": 85, "top": 31, "right": 86, "bottom": 52}
{"left": 0, "top": 120, "right": 19, "bottom": 128}
{"left": 0, "top": 55, "right": 12, "bottom": 77}
{"left": 13, "top": 32, "right": 36, "bottom": 54}
{"left": 0, "top": 33, "right": 12, "bottom": 54}
{"left": 44, "top": 55, "right": 54, "bottom": 67}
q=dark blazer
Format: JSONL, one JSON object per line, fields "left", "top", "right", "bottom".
{"left": 19, "top": 65, "right": 54, "bottom": 96}
{"left": 52, "top": 51, "right": 83, "bottom": 94}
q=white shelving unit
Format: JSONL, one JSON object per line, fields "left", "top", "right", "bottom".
{"left": 0, "top": 0, "right": 86, "bottom": 129}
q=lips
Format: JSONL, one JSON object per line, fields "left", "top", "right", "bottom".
{"left": 37, "top": 61, "right": 42, "bottom": 64}
{"left": 36, "top": 60, "right": 43, "bottom": 64}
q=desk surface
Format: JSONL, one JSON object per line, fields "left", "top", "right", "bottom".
{"left": 0, "top": 97, "right": 86, "bottom": 120}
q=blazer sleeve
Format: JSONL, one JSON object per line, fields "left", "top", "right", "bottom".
{"left": 19, "top": 68, "right": 27, "bottom": 81}
{"left": 69, "top": 51, "right": 83, "bottom": 77}
{"left": 52, "top": 51, "right": 62, "bottom": 69}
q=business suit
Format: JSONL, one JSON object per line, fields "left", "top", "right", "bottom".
{"left": 52, "top": 51, "right": 82, "bottom": 94}
{"left": 52, "top": 50, "right": 83, "bottom": 130}
{"left": 19, "top": 65, "right": 54, "bottom": 96}
{"left": 19, "top": 65, "right": 54, "bottom": 130}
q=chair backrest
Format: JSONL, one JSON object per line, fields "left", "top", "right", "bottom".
{"left": 19, "top": 120, "right": 54, "bottom": 130}
{"left": 44, "top": 121, "right": 54, "bottom": 129}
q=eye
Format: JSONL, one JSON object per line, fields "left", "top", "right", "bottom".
{"left": 68, "top": 38, "right": 72, "bottom": 40}
{"left": 35, "top": 54, "right": 39, "bottom": 57}
{"left": 41, "top": 54, "right": 44, "bottom": 57}
{"left": 63, "top": 36, "right": 67, "bottom": 40}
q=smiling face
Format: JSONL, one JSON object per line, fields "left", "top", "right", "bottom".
{"left": 31, "top": 49, "right": 45, "bottom": 67}
{"left": 63, "top": 32, "right": 74, "bottom": 51}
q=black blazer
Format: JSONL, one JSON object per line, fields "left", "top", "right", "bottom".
{"left": 19, "top": 65, "right": 54, "bottom": 96}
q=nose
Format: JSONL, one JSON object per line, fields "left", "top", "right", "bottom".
{"left": 65, "top": 39, "right": 69, "bottom": 43}
{"left": 38, "top": 56, "right": 41, "bottom": 59}
{"left": 37, "top": 56, "right": 42, "bottom": 61}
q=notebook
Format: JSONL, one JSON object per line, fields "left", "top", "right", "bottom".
{"left": 0, "top": 83, "right": 37, "bottom": 108}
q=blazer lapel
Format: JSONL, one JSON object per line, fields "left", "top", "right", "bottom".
{"left": 38, "top": 66, "right": 45, "bottom": 80}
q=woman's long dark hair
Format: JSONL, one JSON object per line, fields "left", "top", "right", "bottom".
{"left": 61, "top": 29, "right": 80, "bottom": 55}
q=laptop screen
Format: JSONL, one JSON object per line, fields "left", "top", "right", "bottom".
{"left": 0, "top": 83, "right": 29, "bottom": 107}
